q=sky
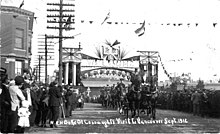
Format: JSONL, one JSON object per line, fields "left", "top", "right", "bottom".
{"left": 1, "top": 0, "right": 220, "bottom": 82}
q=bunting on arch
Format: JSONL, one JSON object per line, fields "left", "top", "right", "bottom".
{"left": 158, "top": 54, "right": 173, "bottom": 81}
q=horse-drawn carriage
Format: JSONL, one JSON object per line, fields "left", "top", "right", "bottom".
{"left": 119, "top": 51, "right": 159, "bottom": 119}
{"left": 99, "top": 51, "right": 159, "bottom": 119}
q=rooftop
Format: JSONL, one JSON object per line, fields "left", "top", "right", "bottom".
{"left": 1, "top": 6, "right": 34, "bottom": 16}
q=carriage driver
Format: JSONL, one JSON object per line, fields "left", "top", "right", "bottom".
{"left": 130, "top": 68, "right": 142, "bottom": 92}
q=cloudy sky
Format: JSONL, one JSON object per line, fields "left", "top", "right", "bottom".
{"left": 2, "top": 0, "right": 220, "bottom": 82}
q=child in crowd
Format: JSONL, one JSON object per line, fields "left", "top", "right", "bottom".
{"left": 17, "top": 100, "right": 31, "bottom": 133}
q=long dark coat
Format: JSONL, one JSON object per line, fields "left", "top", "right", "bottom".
{"left": 48, "top": 83, "right": 62, "bottom": 107}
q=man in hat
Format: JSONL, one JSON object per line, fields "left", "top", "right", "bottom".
{"left": 48, "top": 79, "right": 62, "bottom": 128}
{"left": 130, "top": 68, "right": 142, "bottom": 91}
{"left": 118, "top": 78, "right": 125, "bottom": 88}
{"left": 191, "top": 90, "right": 201, "bottom": 116}
{"left": 8, "top": 76, "right": 26, "bottom": 133}
{"left": 22, "top": 68, "right": 30, "bottom": 80}
{"left": 65, "top": 86, "right": 74, "bottom": 117}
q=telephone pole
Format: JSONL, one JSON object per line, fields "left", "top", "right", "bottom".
{"left": 47, "top": 0, "right": 75, "bottom": 85}
{"left": 36, "top": 35, "right": 55, "bottom": 83}
{"left": 45, "top": 34, "right": 48, "bottom": 83}
{"left": 38, "top": 55, "right": 42, "bottom": 82}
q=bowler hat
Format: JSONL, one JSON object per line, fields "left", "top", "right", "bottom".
{"left": 14, "top": 76, "right": 24, "bottom": 85}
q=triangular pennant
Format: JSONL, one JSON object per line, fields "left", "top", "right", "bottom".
{"left": 34, "top": 17, "right": 37, "bottom": 23}
{"left": 112, "top": 40, "right": 120, "bottom": 47}
{"left": 213, "top": 23, "right": 217, "bottom": 27}
{"left": 187, "top": 23, "right": 190, "bottom": 27}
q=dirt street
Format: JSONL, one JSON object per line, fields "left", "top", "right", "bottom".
{"left": 27, "top": 103, "right": 220, "bottom": 133}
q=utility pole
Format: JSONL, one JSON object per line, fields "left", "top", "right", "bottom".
{"left": 0, "top": 7, "right": 1, "bottom": 69}
{"left": 38, "top": 55, "right": 41, "bottom": 82}
{"left": 37, "top": 35, "right": 55, "bottom": 83}
{"left": 45, "top": 34, "right": 48, "bottom": 83}
{"left": 47, "top": 0, "right": 75, "bottom": 85}
{"left": 58, "top": 0, "right": 63, "bottom": 86}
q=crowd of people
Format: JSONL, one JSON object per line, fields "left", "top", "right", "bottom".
{"left": 2, "top": 66, "right": 220, "bottom": 133}
{"left": 0, "top": 68, "right": 85, "bottom": 133}
{"left": 97, "top": 72, "right": 220, "bottom": 119}
{"left": 157, "top": 88, "right": 220, "bottom": 118}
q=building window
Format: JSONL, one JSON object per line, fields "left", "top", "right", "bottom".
{"left": 28, "top": 35, "right": 32, "bottom": 54}
{"left": 15, "top": 28, "right": 24, "bottom": 49}
{"left": 15, "top": 60, "right": 23, "bottom": 76}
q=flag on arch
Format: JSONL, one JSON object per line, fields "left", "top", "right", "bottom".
{"left": 135, "top": 20, "right": 145, "bottom": 36}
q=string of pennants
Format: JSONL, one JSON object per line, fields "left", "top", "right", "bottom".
{"left": 18, "top": 1, "right": 219, "bottom": 28}
{"left": 78, "top": 20, "right": 219, "bottom": 28}
{"left": 167, "top": 57, "right": 192, "bottom": 62}
{"left": 166, "top": 44, "right": 218, "bottom": 63}
{"left": 158, "top": 53, "right": 173, "bottom": 81}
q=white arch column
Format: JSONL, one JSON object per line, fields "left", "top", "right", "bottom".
{"left": 72, "top": 62, "right": 77, "bottom": 86}
{"left": 64, "top": 62, "right": 69, "bottom": 85}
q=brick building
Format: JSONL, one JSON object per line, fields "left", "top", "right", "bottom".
{"left": 0, "top": 6, "right": 34, "bottom": 79}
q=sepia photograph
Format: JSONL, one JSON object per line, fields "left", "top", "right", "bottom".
{"left": 0, "top": 0, "right": 220, "bottom": 133}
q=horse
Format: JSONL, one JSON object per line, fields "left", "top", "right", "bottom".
{"left": 125, "top": 85, "right": 142, "bottom": 118}
{"left": 110, "top": 87, "right": 120, "bottom": 110}
{"left": 106, "top": 90, "right": 115, "bottom": 109}
{"left": 115, "top": 85, "right": 129, "bottom": 115}
{"left": 100, "top": 87, "right": 117, "bottom": 109}
{"left": 140, "top": 84, "right": 158, "bottom": 119}
{"left": 99, "top": 89, "right": 105, "bottom": 107}
{"left": 125, "top": 84, "right": 158, "bottom": 119}
{"left": 150, "top": 91, "right": 158, "bottom": 119}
